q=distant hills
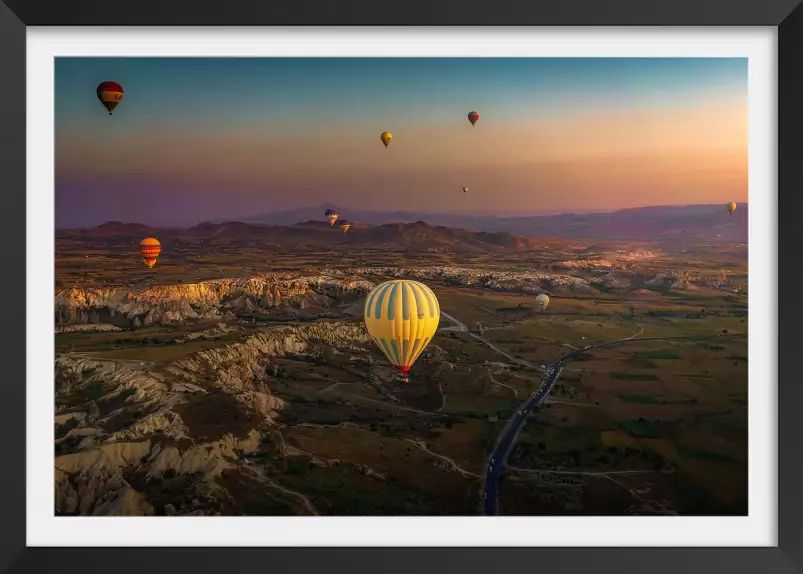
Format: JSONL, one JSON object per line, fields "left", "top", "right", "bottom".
{"left": 59, "top": 204, "right": 747, "bottom": 247}
{"left": 214, "top": 203, "right": 748, "bottom": 242}
{"left": 58, "top": 219, "right": 542, "bottom": 253}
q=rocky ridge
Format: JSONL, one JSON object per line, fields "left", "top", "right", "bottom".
{"left": 54, "top": 320, "right": 372, "bottom": 516}
{"left": 341, "top": 266, "right": 602, "bottom": 294}
{"left": 323, "top": 265, "right": 717, "bottom": 296}
{"left": 54, "top": 274, "right": 374, "bottom": 327}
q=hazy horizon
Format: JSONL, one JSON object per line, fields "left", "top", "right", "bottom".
{"left": 56, "top": 57, "right": 748, "bottom": 228}
{"left": 54, "top": 201, "right": 747, "bottom": 231}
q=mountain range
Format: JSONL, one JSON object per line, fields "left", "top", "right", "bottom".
{"left": 57, "top": 204, "right": 747, "bottom": 247}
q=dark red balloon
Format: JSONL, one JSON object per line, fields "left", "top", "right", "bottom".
{"left": 97, "top": 81, "right": 124, "bottom": 115}
{"left": 468, "top": 111, "right": 479, "bottom": 127}
{"left": 97, "top": 81, "right": 123, "bottom": 94}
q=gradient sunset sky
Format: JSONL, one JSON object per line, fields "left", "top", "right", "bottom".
{"left": 55, "top": 57, "right": 747, "bottom": 228}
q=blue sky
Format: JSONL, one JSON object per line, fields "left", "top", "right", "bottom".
{"left": 54, "top": 57, "right": 748, "bottom": 227}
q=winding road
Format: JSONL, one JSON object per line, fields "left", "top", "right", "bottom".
{"left": 440, "top": 311, "right": 545, "bottom": 373}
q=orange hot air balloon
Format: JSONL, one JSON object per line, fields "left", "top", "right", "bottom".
{"left": 340, "top": 220, "right": 352, "bottom": 233}
{"left": 97, "top": 81, "right": 124, "bottom": 115}
{"left": 467, "top": 111, "right": 479, "bottom": 127}
{"left": 139, "top": 238, "right": 161, "bottom": 269}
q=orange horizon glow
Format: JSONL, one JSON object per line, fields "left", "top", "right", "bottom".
{"left": 55, "top": 57, "right": 747, "bottom": 226}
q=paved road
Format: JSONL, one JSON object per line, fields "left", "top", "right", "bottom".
{"left": 481, "top": 360, "right": 564, "bottom": 515}
{"left": 480, "top": 332, "right": 747, "bottom": 516}
{"left": 439, "top": 311, "right": 469, "bottom": 333}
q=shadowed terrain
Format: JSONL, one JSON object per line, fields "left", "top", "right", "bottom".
{"left": 54, "top": 215, "right": 747, "bottom": 516}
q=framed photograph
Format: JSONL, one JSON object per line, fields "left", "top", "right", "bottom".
{"left": 1, "top": 0, "right": 799, "bottom": 572}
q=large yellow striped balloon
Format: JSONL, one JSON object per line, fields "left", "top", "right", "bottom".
{"left": 364, "top": 280, "right": 440, "bottom": 382}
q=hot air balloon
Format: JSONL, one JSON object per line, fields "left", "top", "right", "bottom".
{"left": 467, "top": 111, "right": 479, "bottom": 127}
{"left": 97, "top": 81, "right": 124, "bottom": 115}
{"left": 727, "top": 202, "right": 737, "bottom": 216}
{"left": 139, "top": 238, "right": 161, "bottom": 269}
{"left": 536, "top": 294, "right": 550, "bottom": 312}
{"left": 364, "top": 280, "right": 440, "bottom": 382}
{"left": 325, "top": 209, "right": 339, "bottom": 227}
{"left": 340, "top": 220, "right": 352, "bottom": 233}
{"left": 462, "top": 185, "right": 468, "bottom": 194}
{"left": 380, "top": 132, "right": 392, "bottom": 148}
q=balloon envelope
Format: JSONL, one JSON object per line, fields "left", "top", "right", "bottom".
{"left": 97, "top": 81, "right": 124, "bottom": 115}
{"left": 139, "top": 237, "right": 161, "bottom": 269}
{"left": 364, "top": 280, "right": 440, "bottom": 381}
{"left": 325, "top": 209, "right": 339, "bottom": 227}
{"left": 727, "top": 202, "right": 737, "bottom": 215}
{"left": 462, "top": 185, "right": 468, "bottom": 193}
{"left": 380, "top": 132, "right": 392, "bottom": 148}
{"left": 536, "top": 294, "right": 550, "bottom": 311}
{"left": 467, "top": 111, "right": 479, "bottom": 126}
{"left": 340, "top": 220, "right": 352, "bottom": 233}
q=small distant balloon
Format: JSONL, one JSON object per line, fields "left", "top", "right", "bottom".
{"left": 97, "top": 81, "right": 124, "bottom": 115}
{"left": 536, "top": 294, "right": 550, "bottom": 312}
{"left": 139, "top": 237, "right": 161, "bottom": 269}
{"left": 467, "top": 111, "right": 479, "bottom": 127}
{"left": 325, "top": 209, "right": 339, "bottom": 227}
{"left": 727, "top": 202, "right": 737, "bottom": 216}
{"left": 462, "top": 185, "right": 468, "bottom": 194}
{"left": 364, "top": 279, "right": 440, "bottom": 382}
{"left": 340, "top": 220, "right": 352, "bottom": 233}
{"left": 380, "top": 132, "right": 392, "bottom": 148}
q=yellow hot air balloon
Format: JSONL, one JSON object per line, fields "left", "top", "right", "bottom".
{"left": 727, "top": 202, "right": 737, "bottom": 216}
{"left": 364, "top": 280, "right": 440, "bottom": 382}
{"left": 536, "top": 293, "right": 550, "bottom": 312}
{"left": 380, "top": 132, "right": 392, "bottom": 148}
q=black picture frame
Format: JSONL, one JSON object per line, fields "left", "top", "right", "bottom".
{"left": 0, "top": 0, "right": 797, "bottom": 572}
